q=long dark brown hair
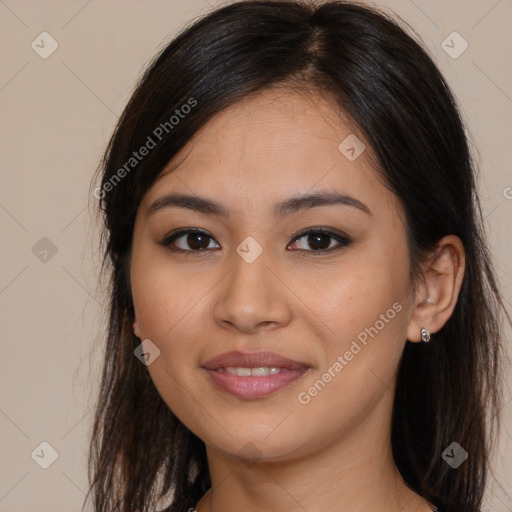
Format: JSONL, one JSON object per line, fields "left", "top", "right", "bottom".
{"left": 86, "top": 1, "right": 510, "bottom": 511}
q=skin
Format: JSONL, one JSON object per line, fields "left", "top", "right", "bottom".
{"left": 130, "top": 86, "right": 465, "bottom": 512}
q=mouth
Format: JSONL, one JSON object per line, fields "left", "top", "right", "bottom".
{"left": 201, "top": 350, "right": 311, "bottom": 399}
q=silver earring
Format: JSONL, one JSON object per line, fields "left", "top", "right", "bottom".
{"left": 420, "top": 327, "right": 431, "bottom": 342}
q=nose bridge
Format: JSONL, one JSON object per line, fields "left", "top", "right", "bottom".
{"left": 213, "top": 235, "right": 290, "bottom": 332}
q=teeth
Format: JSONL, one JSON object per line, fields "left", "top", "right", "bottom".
{"left": 225, "top": 367, "right": 282, "bottom": 376}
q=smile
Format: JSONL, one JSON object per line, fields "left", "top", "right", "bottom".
{"left": 202, "top": 350, "right": 311, "bottom": 399}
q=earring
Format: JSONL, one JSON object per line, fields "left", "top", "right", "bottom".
{"left": 420, "top": 327, "right": 431, "bottom": 343}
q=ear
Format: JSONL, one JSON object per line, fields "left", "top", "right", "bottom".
{"left": 406, "top": 235, "right": 465, "bottom": 342}
{"left": 133, "top": 315, "right": 141, "bottom": 339}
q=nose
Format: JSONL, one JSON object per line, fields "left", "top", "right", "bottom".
{"left": 212, "top": 246, "right": 292, "bottom": 334}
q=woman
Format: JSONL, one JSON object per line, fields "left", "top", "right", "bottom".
{"left": 86, "top": 1, "right": 510, "bottom": 511}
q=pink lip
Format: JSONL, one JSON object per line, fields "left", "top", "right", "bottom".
{"left": 202, "top": 350, "right": 309, "bottom": 370}
{"left": 202, "top": 350, "right": 311, "bottom": 399}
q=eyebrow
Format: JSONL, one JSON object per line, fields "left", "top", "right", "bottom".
{"left": 146, "top": 191, "right": 372, "bottom": 218}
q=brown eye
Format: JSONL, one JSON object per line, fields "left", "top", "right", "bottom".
{"left": 160, "top": 227, "right": 352, "bottom": 256}
{"left": 288, "top": 228, "right": 352, "bottom": 254}
{"left": 161, "top": 229, "right": 220, "bottom": 252}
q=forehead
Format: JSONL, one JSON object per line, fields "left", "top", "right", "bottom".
{"left": 161, "top": 87, "right": 364, "bottom": 172}
{"left": 142, "top": 86, "right": 400, "bottom": 219}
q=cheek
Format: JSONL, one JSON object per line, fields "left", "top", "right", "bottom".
{"left": 299, "top": 243, "right": 411, "bottom": 409}
{"left": 131, "top": 277, "right": 207, "bottom": 373}
{"left": 130, "top": 255, "right": 212, "bottom": 426}
{"left": 291, "top": 272, "right": 408, "bottom": 446}
{"left": 130, "top": 246, "right": 215, "bottom": 388}
{"left": 304, "top": 250, "right": 409, "bottom": 347}
{"left": 130, "top": 240, "right": 207, "bottom": 339}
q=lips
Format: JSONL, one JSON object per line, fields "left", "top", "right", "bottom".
{"left": 201, "top": 350, "right": 310, "bottom": 399}
{"left": 202, "top": 350, "right": 309, "bottom": 371}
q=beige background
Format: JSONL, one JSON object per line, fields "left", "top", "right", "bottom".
{"left": 0, "top": 0, "right": 511, "bottom": 510}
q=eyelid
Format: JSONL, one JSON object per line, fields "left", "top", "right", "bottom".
{"left": 161, "top": 228, "right": 219, "bottom": 254}
{"left": 160, "top": 227, "right": 352, "bottom": 254}
{"left": 289, "top": 226, "right": 351, "bottom": 244}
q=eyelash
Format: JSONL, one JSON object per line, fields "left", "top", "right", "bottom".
{"left": 159, "top": 227, "right": 352, "bottom": 256}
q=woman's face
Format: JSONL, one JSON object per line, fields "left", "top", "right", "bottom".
{"left": 130, "top": 87, "right": 417, "bottom": 462}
